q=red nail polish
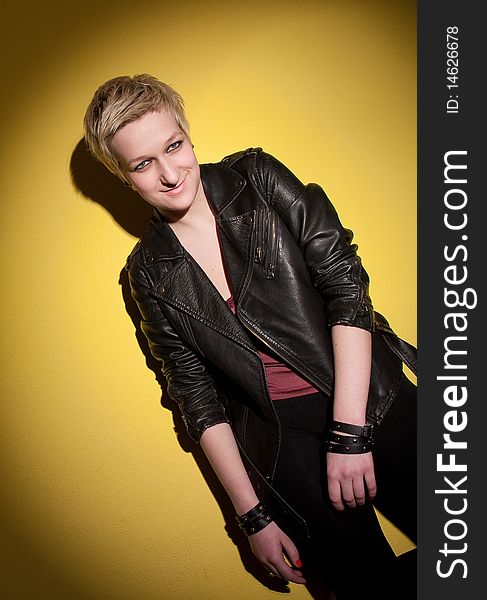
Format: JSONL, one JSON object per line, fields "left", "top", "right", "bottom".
{"left": 296, "top": 559, "right": 302, "bottom": 568}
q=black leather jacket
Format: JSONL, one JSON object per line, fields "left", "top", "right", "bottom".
{"left": 126, "top": 148, "right": 416, "bottom": 540}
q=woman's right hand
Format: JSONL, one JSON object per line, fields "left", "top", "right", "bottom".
{"left": 248, "top": 521, "right": 306, "bottom": 584}
{"left": 198, "top": 425, "right": 305, "bottom": 583}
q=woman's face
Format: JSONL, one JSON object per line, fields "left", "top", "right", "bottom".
{"left": 110, "top": 110, "right": 202, "bottom": 221}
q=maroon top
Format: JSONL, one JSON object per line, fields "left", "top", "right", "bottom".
{"left": 226, "top": 296, "right": 318, "bottom": 400}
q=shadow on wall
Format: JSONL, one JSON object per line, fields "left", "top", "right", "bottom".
{"left": 69, "top": 138, "right": 333, "bottom": 598}
{"left": 70, "top": 138, "right": 153, "bottom": 238}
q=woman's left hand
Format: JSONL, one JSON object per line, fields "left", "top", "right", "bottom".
{"left": 326, "top": 451, "right": 377, "bottom": 511}
{"left": 248, "top": 521, "right": 306, "bottom": 584}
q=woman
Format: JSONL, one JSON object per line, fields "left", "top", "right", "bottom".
{"left": 83, "top": 74, "right": 417, "bottom": 599}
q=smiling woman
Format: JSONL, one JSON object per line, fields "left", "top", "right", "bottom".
{"left": 0, "top": 2, "right": 416, "bottom": 600}
{"left": 81, "top": 72, "right": 418, "bottom": 600}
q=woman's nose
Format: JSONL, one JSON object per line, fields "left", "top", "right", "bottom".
{"left": 158, "top": 160, "right": 179, "bottom": 187}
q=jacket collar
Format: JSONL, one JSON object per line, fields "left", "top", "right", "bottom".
{"left": 200, "top": 162, "right": 248, "bottom": 217}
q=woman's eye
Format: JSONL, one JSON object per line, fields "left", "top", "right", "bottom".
{"left": 134, "top": 160, "right": 150, "bottom": 171}
{"left": 167, "top": 140, "right": 183, "bottom": 152}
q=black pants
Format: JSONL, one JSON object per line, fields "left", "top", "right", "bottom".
{"left": 272, "top": 375, "right": 417, "bottom": 600}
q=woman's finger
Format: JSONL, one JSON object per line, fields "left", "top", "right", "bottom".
{"left": 267, "top": 565, "right": 280, "bottom": 578}
{"left": 281, "top": 536, "right": 305, "bottom": 578}
{"left": 352, "top": 477, "right": 366, "bottom": 505}
{"left": 272, "top": 558, "right": 306, "bottom": 584}
{"left": 328, "top": 478, "right": 345, "bottom": 510}
{"left": 364, "top": 468, "right": 377, "bottom": 499}
{"left": 340, "top": 480, "right": 356, "bottom": 508}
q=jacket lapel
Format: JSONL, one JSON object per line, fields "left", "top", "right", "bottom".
{"left": 200, "top": 163, "right": 257, "bottom": 303}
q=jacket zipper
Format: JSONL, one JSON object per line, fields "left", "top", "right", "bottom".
{"left": 253, "top": 207, "right": 279, "bottom": 279}
{"left": 254, "top": 208, "right": 265, "bottom": 264}
{"left": 266, "top": 211, "right": 278, "bottom": 279}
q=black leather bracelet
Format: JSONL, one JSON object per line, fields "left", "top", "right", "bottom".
{"left": 328, "top": 432, "right": 367, "bottom": 446}
{"left": 236, "top": 503, "right": 273, "bottom": 536}
{"left": 330, "top": 420, "right": 374, "bottom": 440}
{"left": 326, "top": 421, "right": 375, "bottom": 454}
{"left": 327, "top": 440, "right": 373, "bottom": 454}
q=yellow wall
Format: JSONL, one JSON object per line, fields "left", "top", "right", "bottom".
{"left": 0, "top": 1, "right": 416, "bottom": 598}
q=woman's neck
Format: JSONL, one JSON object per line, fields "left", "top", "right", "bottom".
{"left": 167, "top": 186, "right": 213, "bottom": 234}
{"left": 166, "top": 191, "right": 231, "bottom": 300}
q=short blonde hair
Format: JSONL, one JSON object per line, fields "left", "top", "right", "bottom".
{"left": 83, "top": 74, "right": 190, "bottom": 182}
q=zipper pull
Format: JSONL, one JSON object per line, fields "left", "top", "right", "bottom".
{"left": 255, "top": 246, "right": 263, "bottom": 263}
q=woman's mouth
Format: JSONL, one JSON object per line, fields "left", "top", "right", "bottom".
{"left": 163, "top": 178, "right": 186, "bottom": 196}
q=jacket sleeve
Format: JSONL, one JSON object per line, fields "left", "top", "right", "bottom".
{"left": 127, "top": 263, "right": 230, "bottom": 442}
{"left": 250, "top": 150, "right": 374, "bottom": 331}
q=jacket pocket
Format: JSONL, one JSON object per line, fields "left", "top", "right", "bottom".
{"left": 253, "top": 207, "right": 280, "bottom": 279}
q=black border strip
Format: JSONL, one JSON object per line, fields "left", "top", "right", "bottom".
{"left": 418, "top": 1, "right": 483, "bottom": 597}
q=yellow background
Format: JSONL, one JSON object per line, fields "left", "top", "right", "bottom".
{"left": 0, "top": 1, "right": 416, "bottom": 598}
